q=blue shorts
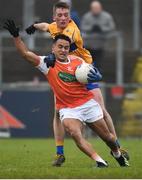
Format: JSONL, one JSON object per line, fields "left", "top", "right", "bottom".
{"left": 86, "top": 83, "right": 100, "bottom": 90}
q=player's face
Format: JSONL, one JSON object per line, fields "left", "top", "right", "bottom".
{"left": 52, "top": 39, "right": 70, "bottom": 62}
{"left": 53, "top": 8, "right": 70, "bottom": 29}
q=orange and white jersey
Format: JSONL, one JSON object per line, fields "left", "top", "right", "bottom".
{"left": 37, "top": 55, "right": 94, "bottom": 110}
{"left": 48, "top": 20, "right": 92, "bottom": 64}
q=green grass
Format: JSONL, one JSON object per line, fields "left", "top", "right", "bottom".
{"left": 0, "top": 138, "right": 141, "bottom": 179}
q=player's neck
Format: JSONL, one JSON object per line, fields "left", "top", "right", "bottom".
{"left": 57, "top": 57, "right": 69, "bottom": 63}
{"left": 58, "top": 27, "right": 66, "bottom": 31}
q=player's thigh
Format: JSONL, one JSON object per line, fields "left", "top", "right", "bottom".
{"left": 53, "top": 95, "right": 60, "bottom": 123}
{"left": 87, "top": 118, "right": 111, "bottom": 140}
{"left": 91, "top": 88, "right": 113, "bottom": 123}
{"left": 53, "top": 109, "right": 60, "bottom": 123}
{"left": 90, "top": 88, "right": 105, "bottom": 109}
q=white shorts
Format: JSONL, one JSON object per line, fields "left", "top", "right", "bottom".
{"left": 59, "top": 99, "right": 103, "bottom": 123}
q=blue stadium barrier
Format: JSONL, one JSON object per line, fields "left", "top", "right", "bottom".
{"left": 0, "top": 90, "right": 54, "bottom": 138}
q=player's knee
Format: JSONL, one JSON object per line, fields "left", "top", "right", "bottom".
{"left": 105, "top": 133, "right": 115, "bottom": 143}
{"left": 64, "top": 125, "right": 82, "bottom": 140}
{"left": 67, "top": 128, "right": 80, "bottom": 138}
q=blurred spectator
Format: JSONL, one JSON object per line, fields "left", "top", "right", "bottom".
{"left": 59, "top": 0, "right": 80, "bottom": 27}
{"left": 81, "top": 0, "right": 116, "bottom": 70}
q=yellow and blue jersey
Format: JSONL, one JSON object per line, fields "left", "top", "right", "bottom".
{"left": 48, "top": 20, "right": 92, "bottom": 64}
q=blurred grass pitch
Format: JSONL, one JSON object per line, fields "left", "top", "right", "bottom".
{"left": 0, "top": 138, "right": 141, "bottom": 179}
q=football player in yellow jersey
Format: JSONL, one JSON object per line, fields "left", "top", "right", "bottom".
{"left": 26, "top": 1, "right": 129, "bottom": 166}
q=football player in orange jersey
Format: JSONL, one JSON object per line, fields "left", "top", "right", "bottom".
{"left": 4, "top": 20, "right": 129, "bottom": 167}
{"left": 25, "top": 2, "right": 129, "bottom": 166}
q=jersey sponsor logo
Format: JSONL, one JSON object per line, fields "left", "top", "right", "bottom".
{"left": 58, "top": 72, "right": 77, "bottom": 82}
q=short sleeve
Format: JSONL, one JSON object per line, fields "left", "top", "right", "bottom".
{"left": 36, "top": 56, "right": 50, "bottom": 75}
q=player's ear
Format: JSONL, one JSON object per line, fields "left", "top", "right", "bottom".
{"left": 52, "top": 45, "right": 55, "bottom": 53}
{"left": 53, "top": 15, "right": 55, "bottom": 21}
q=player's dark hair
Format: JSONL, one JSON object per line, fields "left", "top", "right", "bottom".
{"left": 53, "top": 34, "right": 71, "bottom": 44}
{"left": 53, "top": 2, "right": 70, "bottom": 13}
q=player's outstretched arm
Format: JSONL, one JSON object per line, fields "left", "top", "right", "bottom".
{"left": 34, "top": 22, "right": 49, "bottom": 32}
{"left": 3, "top": 19, "right": 40, "bottom": 66}
{"left": 25, "top": 22, "right": 49, "bottom": 35}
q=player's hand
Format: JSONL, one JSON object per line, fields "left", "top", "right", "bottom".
{"left": 3, "top": 19, "right": 19, "bottom": 37}
{"left": 44, "top": 53, "right": 56, "bottom": 68}
{"left": 25, "top": 23, "right": 37, "bottom": 35}
{"left": 87, "top": 66, "right": 102, "bottom": 82}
